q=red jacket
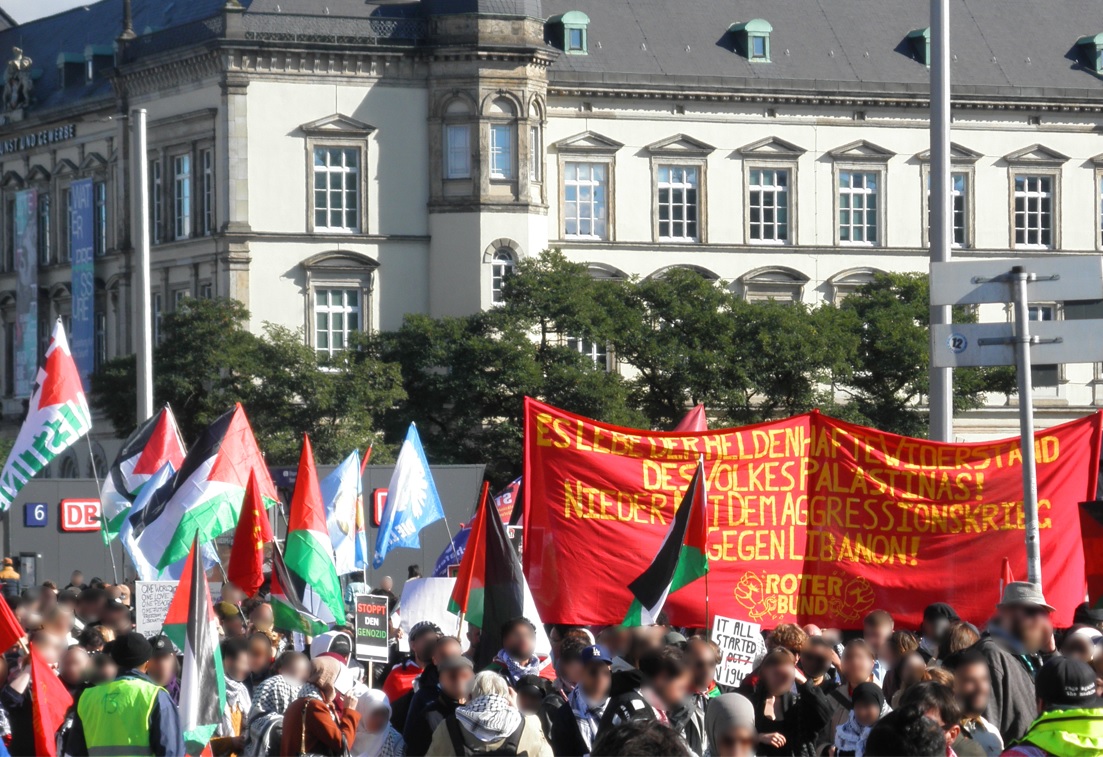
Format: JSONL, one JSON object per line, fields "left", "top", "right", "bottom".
{"left": 382, "top": 659, "right": 422, "bottom": 702}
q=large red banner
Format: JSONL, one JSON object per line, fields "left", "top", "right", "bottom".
{"left": 522, "top": 398, "right": 1102, "bottom": 629}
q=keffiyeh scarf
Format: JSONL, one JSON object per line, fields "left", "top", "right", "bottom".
{"left": 455, "top": 694, "right": 523, "bottom": 743}
{"left": 245, "top": 674, "right": 300, "bottom": 755}
{"left": 493, "top": 649, "right": 548, "bottom": 684}
{"left": 568, "top": 685, "right": 606, "bottom": 750}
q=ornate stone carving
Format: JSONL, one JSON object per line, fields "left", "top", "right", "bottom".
{"left": 3, "top": 48, "right": 33, "bottom": 112}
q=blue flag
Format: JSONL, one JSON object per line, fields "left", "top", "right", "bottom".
{"left": 433, "top": 526, "right": 471, "bottom": 577}
{"left": 373, "top": 423, "right": 445, "bottom": 568}
{"left": 321, "top": 451, "right": 368, "bottom": 575}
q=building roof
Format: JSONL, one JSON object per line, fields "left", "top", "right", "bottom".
{"left": 541, "top": 0, "right": 1103, "bottom": 100}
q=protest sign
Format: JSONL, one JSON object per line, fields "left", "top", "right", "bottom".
{"left": 354, "top": 594, "right": 390, "bottom": 662}
{"left": 135, "top": 581, "right": 177, "bottom": 637}
{"left": 711, "top": 615, "right": 763, "bottom": 688}
{"left": 523, "top": 398, "right": 1102, "bottom": 628}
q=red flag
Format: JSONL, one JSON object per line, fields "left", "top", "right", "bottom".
{"left": 30, "top": 643, "right": 72, "bottom": 757}
{"left": 360, "top": 443, "right": 374, "bottom": 474}
{"left": 0, "top": 596, "right": 24, "bottom": 653}
{"left": 672, "top": 404, "right": 707, "bottom": 432}
{"left": 448, "top": 482, "right": 490, "bottom": 617}
{"left": 227, "top": 470, "right": 275, "bottom": 597}
{"left": 999, "top": 557, "right": 1015, "bottom": 602}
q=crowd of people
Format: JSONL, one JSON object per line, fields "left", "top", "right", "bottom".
{"left": 0, "top": 565, "right": 1098, "bottom": 756}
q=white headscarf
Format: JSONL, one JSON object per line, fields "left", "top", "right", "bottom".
{"left": 352, "top": 689, "right": 396, "bottom": 757}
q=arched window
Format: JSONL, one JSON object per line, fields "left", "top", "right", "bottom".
{"left": 491, "top": 248, "right": 515, "bottom": 304}
{"left": 443, "top": 97, "right": 475, "bottom": 180}
{"left": 487, "top": 98, "right": 517, "bottom": 180}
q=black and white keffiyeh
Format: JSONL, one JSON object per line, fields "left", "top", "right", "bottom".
{"left": 455, "top": 694, "right": 523, "bottom": 744}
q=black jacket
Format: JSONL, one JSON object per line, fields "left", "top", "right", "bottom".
{"left": 550, "top": 699, "right": 591, "bottom": 757}
{"left": 748, "top": 679, "right": 834, "bottom": 757}
{"left": 404, "top": 691, "right": 462, "bottom": 756}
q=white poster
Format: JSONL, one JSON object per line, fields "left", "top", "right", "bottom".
{"left": 135, "top": 580, "right": 177, "bottom": 637}
{"left": 711, "top": 614, "right": 764, "bottom": 688}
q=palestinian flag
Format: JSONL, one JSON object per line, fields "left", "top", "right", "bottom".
{"left": 100, "top": 406, "right": 186, "bottom": 543}
{"left": 449, "top": 482, "right": 535, "bottom": 670}
{"left": 128, "top": 403, "right": 278, "bottom": 570}
{"left": 0, "top": 320, "right": 92, "bottom": 511}
{"left": 623, "top": 459, "right": 709, "bottom": 627}
{"left": 162, "top": 533, "right": 225, "bottom": 754}
{"left": 272, "top": 435, "right": 343, "bottom": 635}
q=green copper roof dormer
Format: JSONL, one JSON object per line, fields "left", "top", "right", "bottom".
{"left": 547, "top": 10, "right": 590, "bottom": 54}
{"left": 908, "top": 27, "right": 930, "bottom": 67}
{"left": 729, "top": 19, "right": 772, "bottom": 62}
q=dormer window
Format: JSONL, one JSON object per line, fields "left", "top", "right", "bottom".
{"left": 547, "top": 11, "right": 590, "bottom": 55}
{"left": 84, "top": 45, "right": 114, "bottom": 81}
{"left": 1078, "top": 33, "right": 1103, "bottom": 73}
{"left": 908, "top": 28, "right": 931, "bottom": 67}
{"left": 730, "top": 19, "right": 772, "bottom": 62}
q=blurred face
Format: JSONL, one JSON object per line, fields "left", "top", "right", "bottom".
{"left": 922, "top": 616, "right": 950, "bottom": 642}
{"left": 800, "top": 647, "right": 830, "bottom": 679}
{"left": 1060, "top": 634, "right": 1097, "bottom": 664}
{"left": 249, "top": 637, "right": 273, "bottom": 672}
{"left": 224, "top": 652, "right": 248, "bottom": 681}
{"left": 999, "top": 606, "right": 1051, "bottom": 653}
{"left": 92, "top": 657, "right": 117, "bottom": 684}
{"left": 439, "top": 666, "right": 474, "bottom": 701}
{"left": 899, "top": 653, "right": 927, "bottom": 688}
{"left": 652, "top": 669, "right": 691, "bottom": 709}
{"left": 763, "top": 660, "right": 796, "bottom": 697}
{"left": 284, "top": 656, "right": 310, "bottom": 684}
{"left": 580, "top": 661, "right": 611, "bottom": 701}
{"left": 45, "top": 610, "right": 73, "bottom": 638}
{"left": 954, "top": 661, "right": 992, "bottom": 717}
{"left": 853, "top": 700, "right": 881, "bottom": 727}
{"left": 560, "top": 657, "right": 584, "bottom": 686}
{"left": 33, "top": 633, "right": 63, "bottom": 666}
{"left": 432, "top": 639, "right": 462, "bottom": 666}
{"left": 60, "top": 647, "right": 90, "bottom": 686}
{"left": 367, "top": 706, "right": 390, "bottom": 734}
{"left": 518, "top": 689, "right": 543, "bottom": 714}
{"left": 688, "top": 642, "right": 717, "bottom": 691}
{"left": 864, "top": 623, "right": 892, "bottom": 656}
{"left": 466, "top": 626, "right": 481, "bottom": 649}
{"left": 148, "top": 654, "right": 177, "bottom": 686}
{"left": 412, "top": 632, "right": 440, "bottom": 664}
{"left": 222, "top": 585, "right": 245, "bottom": 604}
{"left": 713, "top": 725, "right": 757, "bottom": 757}
{"left": 250, "top": 603, "right": 274, "bottom": 631}
{"left": 842, "top": 648, "right": 874, "bottom": 687}
{"left": 223, "top": 617, "right": 245, "bottom": 638}
{"left": 70, "top": 572, "right": 83, "bottom": 586}
{"left": 504, "top": 625, "right": 536, "bottom": 661}
{"left": 920, "top": 705, "right": 959, "bottom": 749}
{"left": 380, "top": 577, "right": 393, "bottom": 592}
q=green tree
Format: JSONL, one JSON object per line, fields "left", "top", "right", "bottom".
{"left": 92, "top": 298, "right": 403, "bottom": 464}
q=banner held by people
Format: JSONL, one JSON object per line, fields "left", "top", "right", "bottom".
{"left": 523, "top": 397, "right": 1102, "bottom": 628}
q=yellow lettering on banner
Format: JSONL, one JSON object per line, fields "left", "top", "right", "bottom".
{"left": 563, "top": 480, "right": 668, "bottom": 525}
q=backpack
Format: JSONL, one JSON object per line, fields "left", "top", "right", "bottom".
{"left": 446, "top": 716, "right": 528, "bottom": 756}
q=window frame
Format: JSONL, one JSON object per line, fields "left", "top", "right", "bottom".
{"left": 93, "top": 179, "right": 108, "bottom": 257}
{"left": 489, "top": 122, "right": 516, "bottom": 181}
{"left": 171, "top": 151, "right": 192, "bottom": 241}
{"left": 565, "top": 334, "right": 612, "bottom": 371}
{"left": 921, "top": 165, "right": 975, "bottom": 250}
{"left": 490, "top": 248, "right": 515, "bottom": 306}
{"left": 199, "top": 146, "right": 215, "bottom": 237}
{"left": 653, "top": 160, "right": 706, "bottom": 244}
{"left": 744, "top": 161, "right": 796, "bottom": 246}
{"left": 306, "top": 139, "right": 368, "bottom": 235}
{"left": 37, "top": 190, "right": 52, "bottom": 266}
{"left": 312, "top": 286, "right": 364, "bottom": 358}
{"left": 1020, "top": 301, "right": 1065, "bottom": 393}
{"left": 149, "top": 155, "right": 163, "bottom": 245}
{"left": 561, "top": 160, "right": 612, "bottom": 241}
{"left": 444, "top": 123, "right": 472, "bottom": 180}
{"left": 1010, "top": 169, "right": 1060, "bottom": 251}
{"left": 833, "top": 165, "right": 885, "bottom": 247}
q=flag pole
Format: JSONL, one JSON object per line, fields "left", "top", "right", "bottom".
{"left": 86, "top": 435, "right": 119, "bottom": 584}
{"left": 700, "top": 454, "right": 709, "bottom": 634}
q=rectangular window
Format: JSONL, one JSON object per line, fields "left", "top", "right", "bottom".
{"left": 94, "top": 181, "right": 107, "bottom": 256}
{"left": 529, "top": 126, "right": 541, "bottom": 182}
{"left": 313, "top": 147, "right": 360, "bottom": 232}
{"left": 200, "top": 148, "right": 214, "bottom": 236}
{"left": 751, "top": 35, "right": 767, "bottom": 59}
{"left": 748, "top": 168, "right": 790, "bottom": 243}
{"left": 152, "top": 292, "right": 163, "bottom": 346}
{"left": 567, "top": 336, "right": 609, "bottom": 371}
{"left": 563, "top": 162, "right": 608, "bottom": 240}
{"left": 926, "top": 172, "right": 969, "bottom": 248}
{"left": 567, "top": 27, "right": 584, "bottom": 52}
{"left": 174, "top": 289, "right": 189, "bottom": 309}
{"left": 1028, "top": 305, "right": 1059, "bottom": 387}
{"left": 838, "top": 170, "right": 878, "bottom": 244}
{"left": 37, "top": 192, "right": 51, "bottom": 265}
{"left": 60, "top": 188, "right": 72, "bottom": 263}
{"left": 94, "top": 310, "right": 106, "bottom": 371}
{"left": 444, "top": 125, "right": 471, "bottom": 179}
{"left": 150, "top": 159, "right": 162, "bottom": 244}
{"left": 314, "top": 288, "right": 361, "bottom": 357}
{"left": 490, "top": 124, "right": 514, "bottom": 180}
{"left": 199, "top": 282, "right": 213, "bottom": 299}
{"left": 657, "top": 165, "right": 699, "bottom": 242}
{"left": 173, "top": 154, "right": 191, "bottom": 240}
{"left": 1013, "top": 175, "right": 1053, "bottom": 248}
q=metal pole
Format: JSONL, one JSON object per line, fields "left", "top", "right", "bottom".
{"left": 928, "top": 0, "right": 954, "bottom": 442}
{"left": 131, "top": 109, "right": 153, "bottom": 423}
{"left": 1010, "top": 266, "right": 1042, "bottom": 588}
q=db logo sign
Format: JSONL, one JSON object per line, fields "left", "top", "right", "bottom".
{"left": 60, "top": 499, "right": 101, "bottom": 532}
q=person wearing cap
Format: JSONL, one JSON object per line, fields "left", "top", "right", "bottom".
{"left": 1072, "top": 602, "right": 1103, "bottom": 632}
{"left": 999, "top": 656, "right": 1103, "bottom": 757}
{"left": 485, "top": 617, "right": 556, "bottom": 687}
{"left": 920, "top": 603, "right": 961, "bottom": 660}
{"left": 551, "top": 644, "right": 611, "bottom": 756}
{"left": 400, "top": 635, "right": 463, "bottom": 738}
{"left": 382, "top": 620, "right": 441, "bottom": 703}
{"left": 147, "top": 634, "right": 181, "bottom": 704}
{"left": 1058, "top": 626, "right": 1102, "bottom": 665}
{"left": 834, "top": 682, "right": 890, "bottom": 756}
{"left": 65, "top": 632, "right": 185, "bottom": 757}
{"left": 217, "top": 601, "right": 247, "bottom": 639}
{"left": 972, "top": 582, "right": 1055, "bottom": 743}
{"left": 404, "top": 654, "right": 474, "bottom": 756}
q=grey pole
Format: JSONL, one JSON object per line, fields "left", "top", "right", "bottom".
{"left": 131, "top": 109, "right": 153, "bottom": 422}
{"left": 928, "top": 0, "right": 954, "bottom": 442}
{"left": 1010, "top": 266, "right": 1042, "bottom": 588}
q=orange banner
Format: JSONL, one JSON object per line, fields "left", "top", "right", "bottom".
{"left": 522, "top": 399, "right": 1102, "bottom": 628}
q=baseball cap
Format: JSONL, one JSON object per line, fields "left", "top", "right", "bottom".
{"left": 580, "top": 644, "right": 612, "bottom": 665}
{"left": 409, "top": 620, "right": 443, "bottom": 642}
{"left": 108, "top": 633, "right": 152, "bottom": 669}
{"left": 1035, "top": 657, "right": 1101, "bottom": 709}
{"left": 516, "top": 674, "right": 552, "bottom": 698}
{"left": 664, "top": 631, "right": 688, "bottom": 647}
{"left": 150, "top": 634, "right": 174, "bottom": 658}
{"left": 216, "top": 601, "right": 242, "bottom": 621}
{"left": 310, "top": 630, "right": 353, "bottom": 661}
{"left": 922, "top": 602, "right": 960, "bottom": 623}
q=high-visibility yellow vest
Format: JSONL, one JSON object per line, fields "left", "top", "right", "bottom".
{"left": 1017, "top": 707, "right": 1103, "bottom": 757}
{"left": 77, "top": 676, "right": 161, "bottom": 757}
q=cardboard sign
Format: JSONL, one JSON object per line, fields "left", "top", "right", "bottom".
{"left": 135, "top": 581, "right": 177, "bottom": 637}
{"left": 354, "top": 594, "right": 391, "bottom": 662}
{"left": 711, "top": 615, "right": 764, "bottom": 688}
{"left": 59, "top": 498, "right": 100, "bottom": 532}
